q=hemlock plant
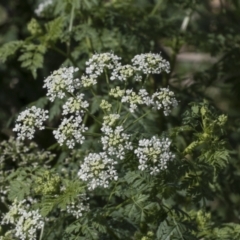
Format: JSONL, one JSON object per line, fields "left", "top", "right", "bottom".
{"left": 0, "top": 0, "right": 238, "bottom": 239}
{"left": 0, "top": 52, "right": 231, "bottom": 240}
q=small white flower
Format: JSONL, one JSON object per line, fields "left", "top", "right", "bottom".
{"left": 121, "top": 89, "right": 151, "bottom": 113}
{"left": 53, "top": 116, "right": 88, "bottom": 148}
{"left": 78, "top": 152, "right": 118, "bottom": 190}
{"left": 43, "top": 67, "right": 80, "bottom": 102}
{"left": 13, "top": 106, "right": 48, "bottom": 140}
{"left": 100, "top": 99, "right": 112, "bottom": 112}
{"left": 109, "top": 86, "right": 125, "bottom": 98}
{"left": 101, "top": 125, "right": 132, "bottom": 160}
{"left": 110, "top": 64, "right": 136, "bottom": 81}
{"left": 81, "top": 74, "right": 97, "bottom": 88}
{"left": 86, "top": 53, "right": 121, "bottom": 76}
{"left": 131, "top": 53, "right": 170, "bottom": 74}
{"left": 152, "top": 88, "right": 178, "bottom": 116}
{"left": 103, "top": 114, "right": 120, "bottom": 126}
{"left": 134, "top": 136, "right": 174, "bottom": 175}
{"left": 62, "top": 94, "right": 89, "bottom": 115}
{"left": 139, "top": 89, "right": 153, "bottom": 106}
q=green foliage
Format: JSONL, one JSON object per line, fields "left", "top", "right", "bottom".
{"left": 44, "top": 17, "right": 64, "bottom": 43}
{"left": 8, "top": 174, "right": 32, "bottom": 201}
{"left": 18, "top": 44, "right": 46, "bottom": 78}
{"left": 0, "top": 41, "right": 23, "bottom": 62}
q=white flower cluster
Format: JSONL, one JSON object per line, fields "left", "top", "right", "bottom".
{"left": 62, "top": 94, "right": 89, "bottom": 115}
{"left": 109, "top": 86, "right": 125, "bottom": 98}
{"left": 138, "top": 89, "right": 154, "bottom": 106}
{"left": 134, "top": 136, "right": 174, "bottom": 175}
{"left": 110, "top": 64, "right": 136, "bottom": 81}
{"left": 100, "top": 100, "right": 112, "bottom": 112}
{"left": 110, "top": 87, "right": 177, "bottom": 114}
{"left": 78, "top": 152, "right": 118, "bottom": 190}
{"left": 13, "top": 106, "right": 48, "bottom": 140}
{"left": 131, "top": 53, "right": 170, "bottom": 74}
{"left": 103, "top": 114, "right": 120, "bottom": 126}
{"left": 53, "top": 116, "right": 88, "bottom": 148}
{"left": 35, "top": 0, "right": 53, "bottom": 16}
{"left": 101, "top": 125, "right": 133, "bottom": 160}
{"left": 43, "top": 67, "right": 80, "bottom": 101}
{"left": 80, "top": 74, "right": 97, "bottom": 88}
{"left": 1, "top": 199, "right": 44, "bottom": 240}
{"left": 121, "top": 89, "right": 142, "bottom": 113}
{"left": 152, "top": 88, "right": 178, "bottom": 116}
{"left": 121, "top": 89, "right": 152, "bottom": 112}
{"left": 66, "top": 194, "right": 89, "bottom": 219}
{"left": 85, "top": 53, "right": 121, "bottom": 76}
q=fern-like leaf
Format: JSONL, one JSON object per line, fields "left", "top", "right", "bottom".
{"left": 18, "top": 44, "right": 46, "bottom": 78}
{"left": 0, "top": 40, "right": 23, "bottom": 63}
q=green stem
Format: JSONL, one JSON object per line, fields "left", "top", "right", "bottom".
{"left": 124, "top": 110, "right": 151, "bottom": 131}
{"left": 107, "top": 182, "right": 119, "bottom": 203}
{"left": 117, "top": 101, "right": 123, "bottom": 114}
{"left": 82, "top": 132, "right": 101, "bottom": 137}
{"left": 85, "top": 17, "right": 94, "bottom": 54}
{"left": 120, "top": 112, "right": 130, "bottom": 125}
{"left": 83, "top": 112, "right": 89, "bottom": 125}
{"left": 104, "top": 68, "right": 110, "bottom": 85}
{"left": 69, "top": 2, "right": 75, "bottom": 32}
{"left": 84, "top": 109, "right": 102, "bottom": 125}
{"left": 115, "top": 199, "right": 131, "bottom": 210}
{"left": 91, "top": 88, "right": 97, "bottom": 97}
{"left": 45, "top": 126, "right": 57, "bottom": 130}
{"left": 142, "top": 74, "right": 150, "bottom": 87}
{"left": 104, "top": 68, "right": 111, "bottom": 93}
{"left": 150, "top": 0, "right": 164, "bottom": 16}
{"left": 86, "top": 37, "right": 94, "bottom": 54}
{"left": 50, "top": 45, "right": 78, "bottom": 67}
{"left": 66, "top": 3, "right": 75, "bottom": 62}
{"left": 39, "top": 223, "right": 44, "bottom": 240}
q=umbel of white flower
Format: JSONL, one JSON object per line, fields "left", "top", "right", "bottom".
{"left": 110, "top": 64, "right": 136, "bottom": 81}
{"left": 43, "top": 67, "right": 80, "bottom": 102}
{"left": 62, "top": 94, "right": 89, "bottom": 116}
{"left": 81, "top": 74, "right": 97, "bottom": 88}
{"left": 1, "top": 199, "right": 44, "bottom": 240}
{"left": 78, "top": 152, "right": 118, "bottom": 190}
{"left": 131, "top": 53, "right": 170, "bottom": 74}
{"left": 152, "top": 88, "right": 178, "bottom": 116}
{"left": 13, "top": 106, "right": 48, "bottom": 140}
{"left": 53, "top": 116, "right": 88, "bottom": 149}
{"left": 134, "top": 136, "right": 175, "bottom": 175}
{"left": 101, "top": 125, "right": 133, "bottom": 160}
{"left": 85, "top": 52, "right": 121, "bottom": 76}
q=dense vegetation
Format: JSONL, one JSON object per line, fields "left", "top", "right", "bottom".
{"left": 0, "top": 0, "right": 240, "bottom": 239}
